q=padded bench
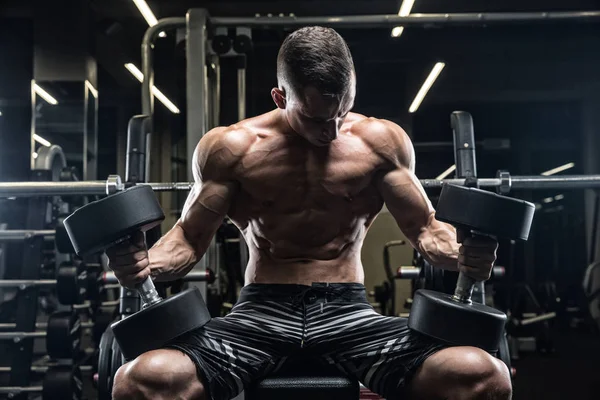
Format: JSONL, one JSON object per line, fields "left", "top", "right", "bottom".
{"left": 245, "top": 358, "right": 359, "bottom": 400}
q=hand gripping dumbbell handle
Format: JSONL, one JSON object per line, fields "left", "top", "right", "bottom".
{"left": 113, "top": 234, "right": 163, "bottom": 307}
{"left": 452, "top": 228, "right": 477, "bottom": 303}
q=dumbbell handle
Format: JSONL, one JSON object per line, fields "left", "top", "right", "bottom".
{"left": 453, "top": 273, "right": 476, "bottom": 303}
{"left": 452, "top": 229, "right": 477, "bottom": 303}
{"left": 113, "top": 234, "right": 162, "bottom": 308}
{"left": 137, "top": 278, "right": 162, "bottom": 307}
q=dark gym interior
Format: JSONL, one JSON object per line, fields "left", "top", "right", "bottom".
{"left": 1, "top": 0, "right": 600, "bottom": 399}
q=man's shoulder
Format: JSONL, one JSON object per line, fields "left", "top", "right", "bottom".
{"left": 194, "top": 124, "right": 257, "bottom": 178}
{"left": 349, "top": 115, "right": 413, "bottom": 164}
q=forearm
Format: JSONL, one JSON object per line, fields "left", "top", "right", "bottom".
{"left": 147, "top": 224, "right": 203, "bottom": 281}
{"left": 414, "top": 214, "right": 460, "bottom": 271}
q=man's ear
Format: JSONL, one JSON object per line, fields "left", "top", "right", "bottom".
{"left": 271, "top": 87, "right": 287, "bottom": 109}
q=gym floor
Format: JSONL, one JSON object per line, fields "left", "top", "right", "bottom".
{"left": 512, "top": 329, "right": 600, "bottom": 400}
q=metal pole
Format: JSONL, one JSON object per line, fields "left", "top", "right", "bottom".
{"left": 0, "top": 321, "right": 93, "bottom": 330}
{"left": 3, "top": 174, "right": 600, "bottom": 199}
{"left": 210, "top": 11, "right": 600, "bottom": 28}
{"left": 0, "top": 365, "right": 93, "bottom": 373}
{"left": 0, "top": 181, "right": 108, "bottom": 197}
{"left": 0, "top": 280, "right": 56, "bottom": 288}
{"left": 0, "top": 230, "right": 55, "bottom": 241}
{"left": 450, "top": 111, "right": 484, "bottom": 304}
{"left": 237, "top": 56, "right": 247, "bottom": 121}
{"left": 141, "top": 18, "right": 186, "bottom": 118}
{"left": 187, "top": 9, "right": 210, "bottom": 300}
{"left": 511, "top": 175, "right": 600, "bottom": 190}
{"left": 141, "top": 17, "right": 186, "bottom": 183}
{"left": 421, "top": 178, "right": 502, "bottom": 188}
{"left": 101, "top": 270, "right": 213, "bottom": 284}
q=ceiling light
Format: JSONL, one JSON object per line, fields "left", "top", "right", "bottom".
{"left": 124, "top": 63, "right": 180, "bottom": 114}
{"left": 554, "top": 194, "right": 564, "bottom": 201}
{"left": 33, "top": 133, "right": 51, "bottom": 147}
{"left": 541, "top": 162, "right": 575, "bottom": 176}
{"left": 131, "top": 0, "right": 166, "bottom": 37}
{"left": 85, "top": 80, "right": 98, "bottom": 98}
{"left": 436, "top": 164, "right": 456, "bottom": 180}
{"left": 391, "top": 0, "right": 416, "bottom": 38}
{"left": 33, "top": 83, "right": 58, "bottom": 105}
{"left": 409, "top": 62, "right": 445, "bottom": 113}
{"left": 542, "top": 197, "right": 554, "bottom": 204}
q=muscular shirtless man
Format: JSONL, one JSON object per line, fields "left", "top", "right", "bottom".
{"left": 108, "top": 27, "right": 511, "bottom": 400}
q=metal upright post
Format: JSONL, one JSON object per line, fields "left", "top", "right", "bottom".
{"left": 450, "top": 111, "right": 486, "bottom": 304}
{"left": 186, "top": 9, "right": 211, "bottom": 299}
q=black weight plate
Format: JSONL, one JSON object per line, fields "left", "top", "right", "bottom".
{"left": 408, "top": 289, "right": 507, "bottom": 352}
{"left": 211, "top": 35, "right": 231, "bottom": 54}
{"left": 42, "top": 366, "right": 83, "bottom": 400}
{"left": 112, "top": 287, "right": 211, "bottom": 360}
{"left": 64, "top": 185, "right": 165, "bottom": 256}
{"left": 111, "top": 334, "right": 125, "bottom": 388}
{"left": 98, "top": 327, "right": 114, "bottom": 400}
{"left": 47, "top": 311, "right": 81, "bottom": 359}
{"left": 497, "top": 331, "right": 512, "bottom": 374}
{"left": 233, "top": 35, "right": 252, "bottom": 53}
{"left": 93, "top": 310, "right": 116, "bottom": 345}
{"left": 55, "top": 216, "right": 75, "bottom": 254}
{"left": 56, "top": 265, "right": 85, "bottom": 305}
{"left": 436, "top": 184, "right": 535, "bottom": 241}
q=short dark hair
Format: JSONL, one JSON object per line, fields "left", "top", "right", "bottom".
{"left": 277, "top": 26, "right": 354, "bottom": 97}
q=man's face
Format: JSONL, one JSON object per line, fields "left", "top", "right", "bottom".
{"left": 279, "top": 81, "right": 356, "bottom": 147}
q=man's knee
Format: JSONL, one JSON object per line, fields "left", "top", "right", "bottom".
{"left": 112, "top": 349, "right": 206, "bottom": 400}
{"left": 412, "top": 347, "right": 511, "bottom": 400}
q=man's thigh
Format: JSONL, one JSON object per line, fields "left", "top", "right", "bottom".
{"left": 167, "top": 300, "right": 302, "bottom": 400}
{"left": 310, "top": 303, "right": 447, "bottom": 399}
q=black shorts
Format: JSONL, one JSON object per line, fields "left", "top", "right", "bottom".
{"left": 167, "top": 283, "right": 447, "bottom": 400}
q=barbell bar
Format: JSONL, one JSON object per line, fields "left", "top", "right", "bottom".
{"left": 0, "top": 321, "right": 94, "bottom": 330}
{"left": 0, "top": 365, "right": 93, "bottom": 373}
{"left": 0, "top": 230, "right": 55, "bottom": 241}
{"left": 0, "top": 269, "right": 213, "bottom": 289}
{"left": 396, "top": 265, "right": 506, "bottom": 280}
{"left": 0, "top": 365, "right": 83, "bottom": 399}
{"left": 1, "top": 172, "right": 600, "bottom": 198}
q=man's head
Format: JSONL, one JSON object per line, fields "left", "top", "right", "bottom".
{"left": 272, "top": 26, "right": 356, "bottom": 146}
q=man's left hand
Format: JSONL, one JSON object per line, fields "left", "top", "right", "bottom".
{"left": 458, "top": 236, "right": 498, "bottom": 281}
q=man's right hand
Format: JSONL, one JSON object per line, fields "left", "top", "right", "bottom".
{"left": 105, "top": 231, "right": 151, "bottom": 289}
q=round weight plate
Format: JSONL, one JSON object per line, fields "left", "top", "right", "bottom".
{"left": 111, "top": 287, "right": 211, "bottom": 360}
{"left": 435, "top": 184, "right": 535, "bottom": 241}
{"left": 212, "top": 35, "right": 231, "bottom": 54}
{"left": 97, "top": 328, "right": 114, "bottom": 400}
{"left": 34, "top": 145, "right": 67, "bottom": 182}
{"left": 233, "top": 35, "right": 252, "bottom": 53}
{"left": 408, "top": 289, "right": 507, "bottom": 352}
{"left": 111, "top": 334, "right": 125, "bottom": 388}
{"left": 64, "top": 185, "right": 165, "bottom": 256}
{"left": 56, "top": 265, "right": 85, "bottom": 305}
{"left": 93, "top": 310, "right": 115, "bottom": 345}
{"left": 497, "top": 331, "right": 512, "bottom": 374}
{"left": 47, "top": 311, "right": 81, "bottom": 359}
{"left": 42, "top": 366, "right": 83, "bottom": 400}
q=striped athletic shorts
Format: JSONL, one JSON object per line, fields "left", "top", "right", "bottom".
{"left": 167, "top": 283, "right": 447, "bottom": 400}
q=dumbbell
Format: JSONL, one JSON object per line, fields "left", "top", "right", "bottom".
{"left": 0, "top": 311, "right": 81, "bottom": 359}
{"left": 407, "top": 184, "right": 535, "bottom": 351}
{"left": 64, "top": 185, "right": 211, "bottom": 360}
{"left": 0, "top": 366, "right": 82, "bottom": 400}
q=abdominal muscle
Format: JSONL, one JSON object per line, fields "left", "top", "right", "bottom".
{"left": 233, "top": 209, "right": 372, "bottom": 286}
